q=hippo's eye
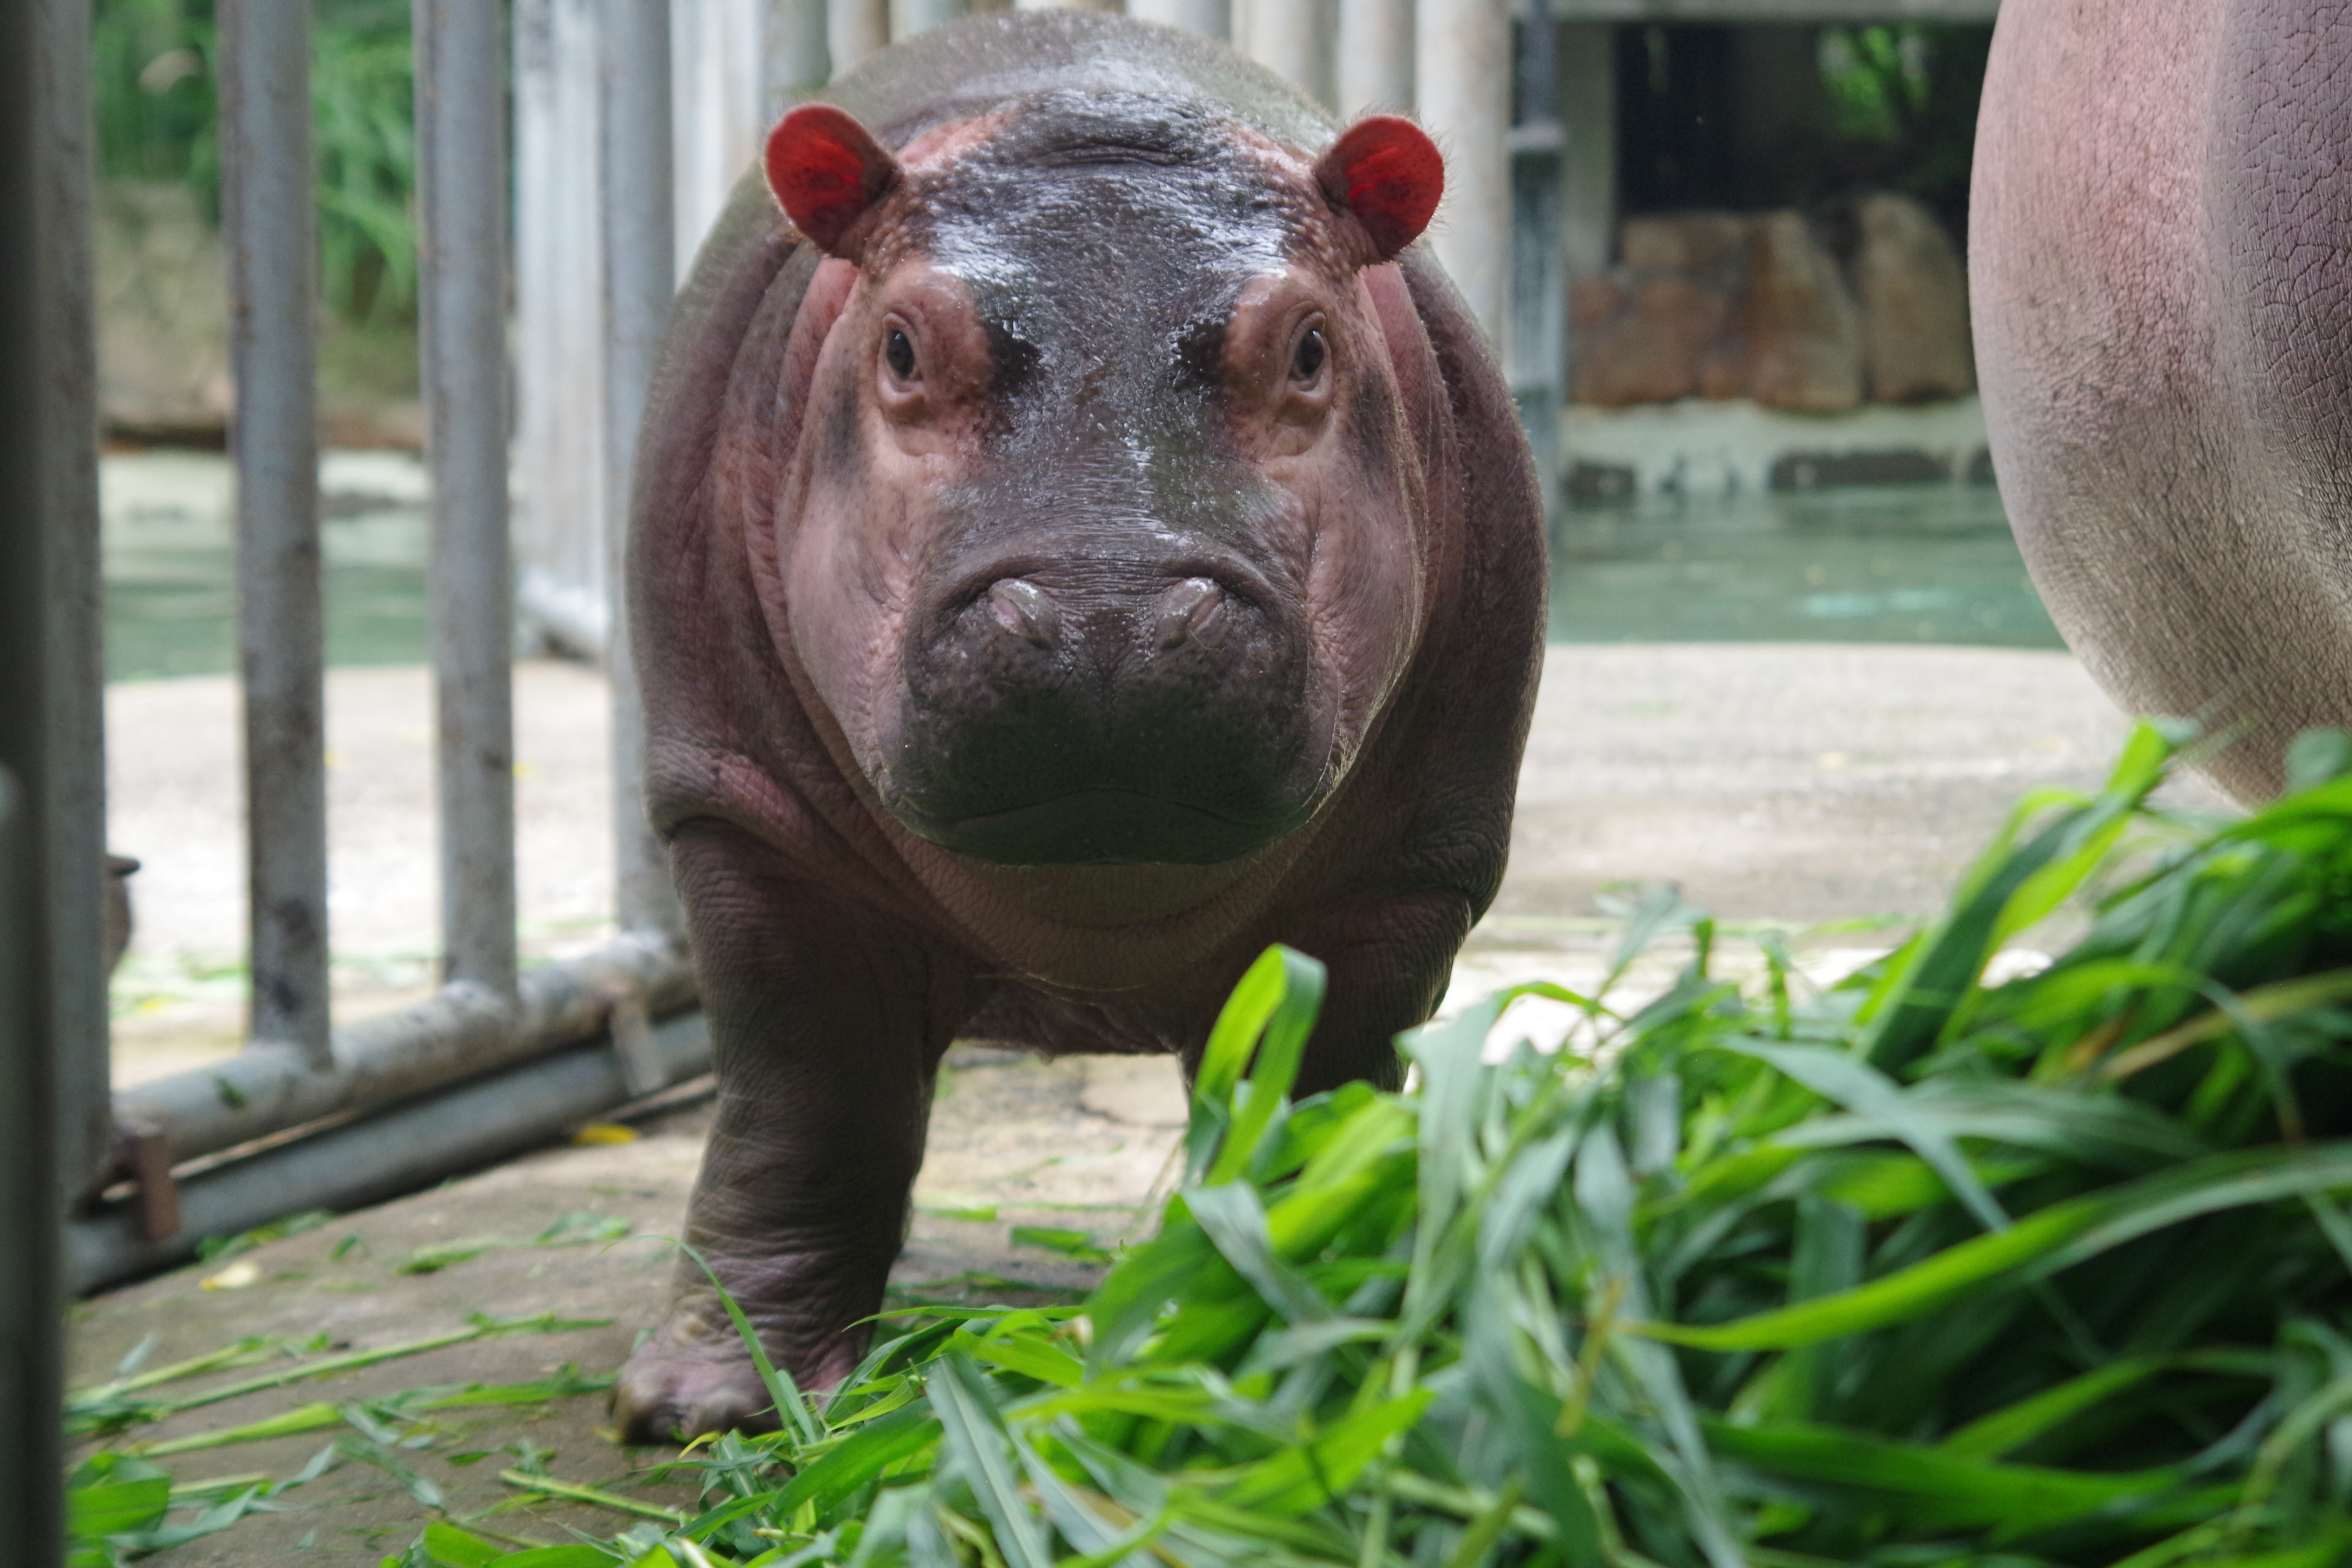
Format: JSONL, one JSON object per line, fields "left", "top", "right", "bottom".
{"left": 884, "top": 327, "right": 917, "bottom": 381}
{"left": 1290, "top": 325, "right": 1326, "bottom": 383}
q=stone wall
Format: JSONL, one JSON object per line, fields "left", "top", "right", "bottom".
{"left": 1570, "top": 192, "right": 1974, "bottom": 413}
{"left": 96, "top": 180, "right": 422, "bottom": 448}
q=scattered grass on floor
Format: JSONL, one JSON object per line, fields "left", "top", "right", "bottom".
{"left": 74, "top": 722, "right": 2352, "bottom": 1568}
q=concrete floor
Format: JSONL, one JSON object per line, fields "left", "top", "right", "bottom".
{"left": 76, "top": 641, "right": 2231, "bottom": 1561}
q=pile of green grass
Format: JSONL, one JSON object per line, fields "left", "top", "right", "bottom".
{"left": 82, "top": 723, "right": 2352, "bottom": 1567}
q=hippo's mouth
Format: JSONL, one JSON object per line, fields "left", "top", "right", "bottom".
{"left": 888, "top": 788, "right": 1309, "bottom": 866}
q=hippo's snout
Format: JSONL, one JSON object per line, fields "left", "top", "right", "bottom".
{"left": 883, "top": 560, "right": 1321, "bottom": 865}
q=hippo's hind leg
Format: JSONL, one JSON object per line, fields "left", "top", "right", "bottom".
{"left": 613, "top": 819, "right": 975, "bottom": 1443}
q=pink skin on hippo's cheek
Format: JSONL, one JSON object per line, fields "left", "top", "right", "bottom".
{"left": 781, "top": 260, "right": 992, "bottom": 787}
{"left": 1227, "top": 264, "right": 1430, "bottom": 785}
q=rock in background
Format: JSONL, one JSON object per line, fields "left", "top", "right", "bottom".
{"left": 1739, "top": 210, "right": 1866, "bottom": 411}
{"left": 95, "top": 180, "right": 422, "bottom": 448}
{"left": 1570, "top": 195, "right": 1973, "bottom": 412}
{"left": 97, "top": 182, "right": 232, "bottom": 443}
{"left": 1853, "top": 190, "right": 1974, "bottom": 403}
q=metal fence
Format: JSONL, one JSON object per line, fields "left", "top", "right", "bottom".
{"left": 57, "top": 0, "right": 1558, "bottom": 1293}
{"left": 3, "top": 0, "right": 70, "bottom": 1545}
{"left": 53, "top": 0, "right": 2002, "bottom": 1292}
{"left": 67, "top": 0, "right": 707, "bottom": 1292}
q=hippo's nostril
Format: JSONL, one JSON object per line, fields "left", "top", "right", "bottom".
{"left": 1152, "top": 577, "right": 1225, "bottom": 650}
{"left": 987, "top": 579, "right": 1060, "bottom": 649}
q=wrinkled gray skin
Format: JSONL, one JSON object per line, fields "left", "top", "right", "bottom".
{"left": 615, "top": 12, "right": 1544, "bottom": 1440}
{"left": 1972, "top": 0, "right": 2352, "bottom": 801}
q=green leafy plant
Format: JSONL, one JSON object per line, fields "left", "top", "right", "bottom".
{"left": 94, "top": 0, "right": 419, "bottom": 323}
{"left": 1815, "top": 23, "right": 1993, "bottom": 206}
{"left": 91, "top": 723, "right": 2352, "bottom": 1567}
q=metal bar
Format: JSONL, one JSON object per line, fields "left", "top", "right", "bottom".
{"left": 1128, "top": 0, "right": 1231, "bottom": 38}
{"left": 1336, "top": 0, "right": 1410, "bottom": 114}
{"left": 888, "top": 0, "right": 962, "bottom": 43}
{"left": 113, "top": 936, "right": 694, "bottom": 1165}
{"left": 1507, "top": 0, "right": 1566, "bottom": 514}
{"left": 827, "top": 0, "right": 887, "bottom": 73}
{"left": 672, "top": 0, "right": 765, "bottom": 276}
{"left": 1238, "top": 0, "right": 1330, "bottom": 104}
{"left": 765, "top": 0, "right": 832, "bottom": 114}
{"left": 33, "top": 0, "right": 112, "bottom": 1208}
{"left": 1552, "top": 0, "right": 1993, "bottom": 14}
{"left": 602, "top": 0, "right": 686, "bottom": 942}
{"left": 415, "top": 0, "right": 520, "bottom": 1001}
{"left": 0, "top": 773, "right": 60, "bottom": 1550}
{"left": 1417, "top": 0, "right": 1510, "bottom": 340}
{"left": 71, "top": 1010, "right": 713, "bottom": 1293}
{"left": 222, "top": 0, "right": 332, "bottom": 1069}
{"left": 1558, "top": 22, "right": 1616, "bottom": 280}
{"left": 513, "top": 0, "right": 612, "bottom": 661}
{"left": 0, "top": 0, "right": 66, "bottom": 1532}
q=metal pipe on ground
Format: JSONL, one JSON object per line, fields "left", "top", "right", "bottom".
{"left": 600, "top": 0, "right": 686, "bottom": 944}
{"left": 68, "top": 1010, "right": 714, "bottom": 1293}
{"left": 416, "top": 0, "right": 521, "bottom": 1002}
{"left": 222, "top": 0, "right": 333, "bottom": 1069}
{"left": 111, "top": 936, "right": 694, "bottom": 1166}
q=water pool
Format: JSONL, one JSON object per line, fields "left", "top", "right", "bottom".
{"left": 102, "top": 449, "right": 432, "bottom": 682}
{"left": 1551, "top": 482, "right": 2060, "bottom": 649}
{"left": 99, "top": 452, "right": 2059, "bottom": 682}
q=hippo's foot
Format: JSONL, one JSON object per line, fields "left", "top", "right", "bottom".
{"left": 611, "top": 1274, "right": 875, "bottom": 1444}
{"left": 611, "top": 1300, "right": 782, "bottom": 1444}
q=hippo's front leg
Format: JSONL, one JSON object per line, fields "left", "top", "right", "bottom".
{"left": 613, "top": 820, "right": 973, "bottom": 1443}
{"left": 1281, "top": 893, "right": 1479, "bottom": 1097}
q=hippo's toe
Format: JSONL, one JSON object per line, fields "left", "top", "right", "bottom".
{"left": 611, "top": 1341, "right": 780, "bottom": 1444}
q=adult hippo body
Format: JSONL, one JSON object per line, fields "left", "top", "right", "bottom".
{"left": 615, "top": 11, "right": 1544, "bottom": 1439}
{"left": 1972, "top": 0, "right": 2352, "bottom": 800}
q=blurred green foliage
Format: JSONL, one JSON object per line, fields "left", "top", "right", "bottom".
{"left": 93, "top": 0, "right": 418, "bottom": 324}
{"left": 1819, "top": 23, "right": 1993, "bottom": 203}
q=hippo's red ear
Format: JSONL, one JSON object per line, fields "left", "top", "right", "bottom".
{"left": 766, "top": 104, "right": 902, "bottom": 256}
{"left": 1315, "top": 115, "right": 1444, "bottom": 262}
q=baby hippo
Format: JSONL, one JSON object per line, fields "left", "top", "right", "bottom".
{"left": 615, "top": 10, "right": 1545, "bottom": 1440}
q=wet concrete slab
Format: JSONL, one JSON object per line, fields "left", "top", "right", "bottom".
{"left": 68, "top": 1048, "right": 1192, "bottom": 1563}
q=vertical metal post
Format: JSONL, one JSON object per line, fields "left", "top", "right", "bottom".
{"left": 765, "top": 0, "right": 832, "bottom": 115}
{"left": 888, "top": 0, "right": 960, "bottom": 43}
{"left": 1559, "top": 23, "right": 1616, "bottom": 281}
{"left": 1128, "top": 0, "right": 1229, "bottom": 38}
{"left": 416, "top": 0, "right": 519, "bottom": 1001}
{"left": 1336, "top": 0, "right": 1410, "bottom": 114}
{"left": 35, "top": 0, "right": 112, "bottom": 1203}
{"left": 1558, "top": 18, "right": 1616, "bottom": 453}
{"left": 603, "top": 0, "right": 686, "bottom": 942}
{"left": 514, "top": 0, "right": 611, "bottom": 660}
{"left": 1416, "top": 0, "right": 1508, "bottom": 340}
{"left": 827, "top": 0, "right": 886, "bottom": 75}
{"left": 672, "top": 0, "right": 766, "bottom": 275}
{"left": 1, "top": 0, "right": 70, "bottom": 1542}
{"left": 222, "top": 0, "right": 333, "bottom": 1068}
{"left": 1238, "top": 0, "right": 1330, "bottom": 104}
{"left": 1507, "top": 0, "right": 1565, "bottom": 516}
